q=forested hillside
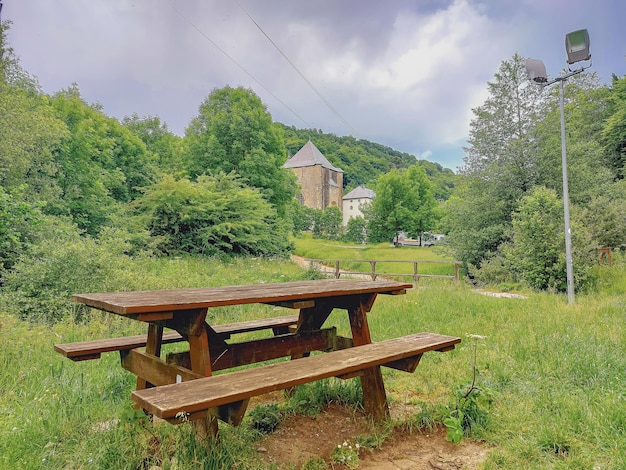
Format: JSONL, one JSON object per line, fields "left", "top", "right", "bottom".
{"left": 280, "top": 124, "right": 458, "bottom": 200}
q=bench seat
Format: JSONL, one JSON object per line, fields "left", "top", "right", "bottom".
{"left": 131, "top": 332, "right": 460, "bottom": 423}
{"left": 54, "top": 315, "right": 300, "bottom": 361}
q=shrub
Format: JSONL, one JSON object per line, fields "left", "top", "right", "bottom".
{"left": 133, "top": 174, "right": 293, "bottom": 257}
{"left": 504, "top": 186, "right": 596, "bottom": 292}
{"left": 0, "top": 185, "right": 43, "bottom": 283}
{"left": 1, "top": 218, "right": 134, "bottom": 324}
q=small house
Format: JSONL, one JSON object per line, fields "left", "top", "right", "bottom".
{"left": 342, "top": 185, "right": 375, "bottom": 226}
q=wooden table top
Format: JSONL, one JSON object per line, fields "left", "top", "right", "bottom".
{"left": 72, "top": 279, "right": 413, "bottom": 315}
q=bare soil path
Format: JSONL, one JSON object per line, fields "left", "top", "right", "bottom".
{"left": 257, "top": 401, "right": 489, "bottom": 469}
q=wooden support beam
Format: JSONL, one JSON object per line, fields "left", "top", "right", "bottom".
{"left": 121, "top": 349, "right": 202, "bottom": 386}
{"left": 167, "top": 328, "right": 338, "bottom": 371}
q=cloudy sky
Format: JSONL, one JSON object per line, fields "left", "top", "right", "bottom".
{"left": 3, "top": 0, "right": 625, "bottom": 171}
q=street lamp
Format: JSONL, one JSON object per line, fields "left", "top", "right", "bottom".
{"left": 525, "top": 29, "right": 591, "bottom": 305}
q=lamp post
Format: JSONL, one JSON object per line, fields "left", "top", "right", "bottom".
{"left": 525, "top": 29, "right": 591, "bottom": 305}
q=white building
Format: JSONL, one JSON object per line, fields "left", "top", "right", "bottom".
{"left": 342, "top": 185, "right": 375, "bottom": 226}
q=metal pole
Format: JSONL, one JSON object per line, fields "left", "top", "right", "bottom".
{"left": 559, "top": 78, "right": 575, "bottom": 304}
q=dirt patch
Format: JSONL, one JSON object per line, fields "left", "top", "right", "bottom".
{"left": 256, "top": 402, "right": 489, "bottom": 469}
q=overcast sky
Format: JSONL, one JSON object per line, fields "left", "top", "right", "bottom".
{"left": 3, "top": 0, "right": 625, "bottom": 171}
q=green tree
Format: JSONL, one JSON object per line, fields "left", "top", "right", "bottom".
{"left": 601, "top": 74, "right": 626, "bottom": 178}
{"left": 321, "top": 206, "right": 343, "bottom": 240}
{"left": 311, "top": 209, "right": 324, "bottom": 239}
{"left": 442, "top": 178, "right": 510, "bottom": 269}
{"left": 0, "top": 84, "right": 67, "bottom": 204}
{"left": 404, "top": 164, "right": 437, "bottom": 242}
{"left": 367, "top": 165, "right": 437, "bottom": 243}
{"left": 0, "top": 22, "right": 67, "bottom": 205}
{"left": 0, "top": 186, "right": 43, "bottom": 282}
{"left": 50, "top": 86, "right": 157, "bottom": 234}
{"left": 344, "top": 216, "right": 367, "bottom": 244}
{"left": 123, "top": 113, "right": 183, "bottom": 176}
{"left": 534, "top": 73, "right": 613, "bottom": 204}
{"left": 289, "top": 202, "right": 316, "bottom": 235}
{"left": 462, "top": 54, "right": 542, "bottom": 193}
{"left": 134, "top": 173, "right": 292, "bottom": 257}
{"left": 0, "top": 20, "right": 39, "bottom": 90}
{"left": 580, "top": 180, "right": 626, "bottom": 249}
{"left": 184, "top": 86, "right": 297, "bottom": 216}
{"left": 367, "top": 169, "right": 412, "bottom": 243}
{"left": 504, "top": 186, "right": 594, "bottom": 292}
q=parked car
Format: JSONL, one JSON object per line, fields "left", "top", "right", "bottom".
{"left": 392, "top": 232, "right": 443, "bottom": 247}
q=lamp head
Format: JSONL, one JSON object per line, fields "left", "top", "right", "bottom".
{"left": 525, "top": 58, "right": 548, "bottom": 84}
{"left": 565, "top": 29, "right": 591, "bottom": 65}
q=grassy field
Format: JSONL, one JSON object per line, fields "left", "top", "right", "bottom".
{"left": 0, "top": 244, "right": 624, "bottom": 469}
{"left": 292, "top": 233, "right": 458, "bottom": 278}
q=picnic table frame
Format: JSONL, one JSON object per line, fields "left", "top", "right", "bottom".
{"left": 67, "top": 279, "right": 458, "bottom": 437}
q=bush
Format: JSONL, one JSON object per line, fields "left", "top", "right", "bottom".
{"left": 0, "top": 185, "right": 43, "bottom": 283}
{"left": 133, "top": 174, "right": 293, "bottom": 257}
{"left": 504, "top": 186, "right": 596, "bottom": 292}
{"left": 1, "top": 218, "right": 134, "bottom": 324}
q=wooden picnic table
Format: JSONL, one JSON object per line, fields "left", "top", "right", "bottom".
{"left": 67, "top": 279, "right": 459, "bottom": 438}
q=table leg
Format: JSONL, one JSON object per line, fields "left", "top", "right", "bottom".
{"left": 348, "top": 294, "right": 390, "bottom": 420}
{"left": 187, "top": 316, "right": 219, "bottom": 439}
{"left": 136, "top": 323, "right": 163, "bottom": 390}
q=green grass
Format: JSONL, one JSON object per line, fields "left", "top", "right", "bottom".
{"left": 292, "top": 233, "right": 458, "bottom": 278}
{"left": 1, "top": 246, "right": 625, "bottom": 469}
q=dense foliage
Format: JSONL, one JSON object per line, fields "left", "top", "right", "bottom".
{"left": 444, "top": 52, "right": 626, "bottom": 292}
{"left": 50, "top": 86, "right": 158, "bottom": 235}
{"left": 0, "top": 186, "right": 43, "bottom": 280}
{"left": 184, "top": 86, "right": 298, "bottom": 217}
{"left": 133, "top": 174, "right": 292, "bottom": 257}
{"left": 366, "top": 165, "right": 437, "bottom": 243}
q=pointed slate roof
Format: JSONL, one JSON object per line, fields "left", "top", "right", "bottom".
{"left": 283, "top": 140, "right": 343, "bottom": 173}
{"left": 343, "top": 185, "right": 376, "bottom": 200}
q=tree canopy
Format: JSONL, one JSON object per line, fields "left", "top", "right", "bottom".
{"left": 367, "top": 164, "right": 437, "bottom": 243}
{"left": 184, "top": 86, "right": 297, "bottom": 217}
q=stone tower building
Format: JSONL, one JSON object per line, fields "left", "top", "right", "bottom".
{"left": 283, "top": 140, "right": 343, "bottom": 211}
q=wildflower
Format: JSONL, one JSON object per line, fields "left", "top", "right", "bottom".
{"left": 466, "top": 334, "right": 487, "bottom": 340}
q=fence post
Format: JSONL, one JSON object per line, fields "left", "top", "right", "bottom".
{"left": 454, "top": 262, "right": 460, "bottom": 283}
{"left": 334, "top": 260, "right": 340, "bottom": 279}
{"left": 370, "top": 261, "right": 377, "bottom": 281}
{"left": 413, "top": 262, "right": 419, "bottom": 284}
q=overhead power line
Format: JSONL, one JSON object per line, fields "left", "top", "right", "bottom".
{"left": 236, "top": 1, "right": 358, "bottom": 136}
{"left": 167, "top": 1, "right": 310, "bottom": 127}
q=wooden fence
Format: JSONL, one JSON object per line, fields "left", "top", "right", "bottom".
{"left": 302, "top": 259, "right": 461, "bottom": 284}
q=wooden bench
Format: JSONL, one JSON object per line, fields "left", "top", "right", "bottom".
{"left": 54, "top": 315, "right": 300, "bottom": 361}
{"left": 131, "top": 332, "right": 460, "bottom": 425}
